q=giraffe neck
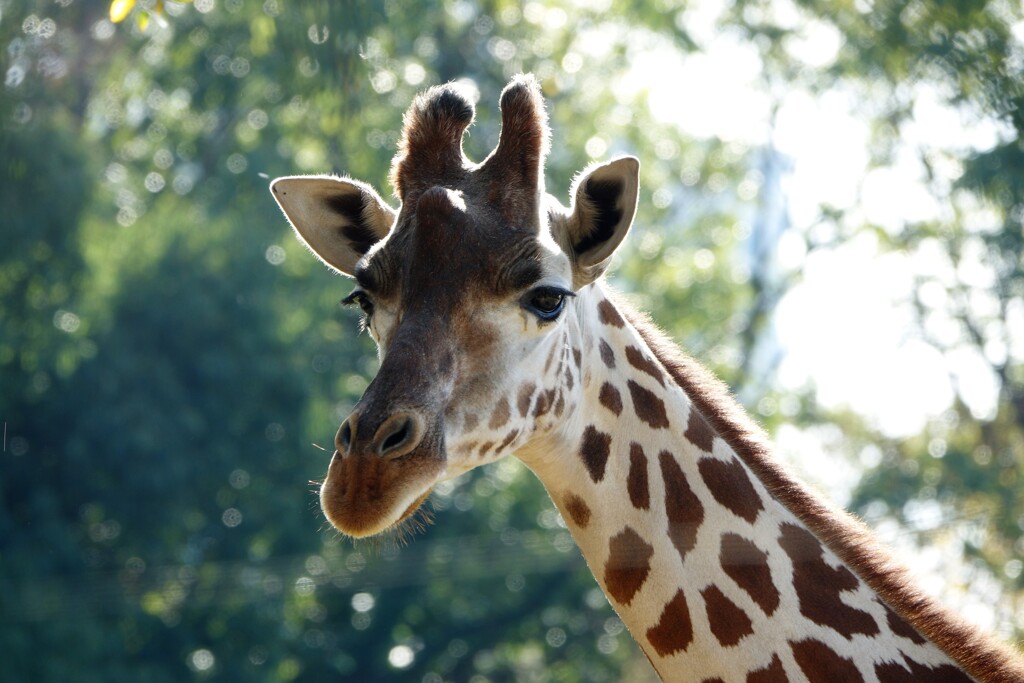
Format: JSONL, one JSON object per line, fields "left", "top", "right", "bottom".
{"left": 516, "top": 282, "right": 988, "bottom": 682}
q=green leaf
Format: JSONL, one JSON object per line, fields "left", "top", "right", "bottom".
{"left": 108, "top": 0, "right": 135, "bottom": 23}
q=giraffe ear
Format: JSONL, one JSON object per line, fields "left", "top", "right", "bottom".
{"left": 270, "top": 175, "right": 396, "bottom": 277}
{"left": 556, "top": 156, "right": 640, "bottom": 286}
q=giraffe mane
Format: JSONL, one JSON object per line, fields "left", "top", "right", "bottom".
{"left": 614, "top": 291, "right": 1024, "bottom": 683}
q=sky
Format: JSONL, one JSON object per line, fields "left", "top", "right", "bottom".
{"left": 623, "top": 0, "right": 1014, "bottom": 441}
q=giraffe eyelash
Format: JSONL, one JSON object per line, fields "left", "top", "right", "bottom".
{"left": 522, "top": 285, "right": 575, "bottom": 322}
{"left": 341, "top": 289, "right": 375, "bottom": 317}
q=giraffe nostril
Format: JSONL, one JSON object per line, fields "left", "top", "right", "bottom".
{"left": 382, "top": 419, "right": 411, "bottom": 452}
{"left": 382, "top": 417, "right": 409, "bottom": 454}
{"left": 374, "top": 413, "right": 422, "bottom": 459}
{"left": 336, "top": 417, "right": 354, "bottom": 454}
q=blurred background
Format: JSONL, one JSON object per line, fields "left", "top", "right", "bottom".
{"left": 2, "top": 0, "right": 1023, "bottom": 680}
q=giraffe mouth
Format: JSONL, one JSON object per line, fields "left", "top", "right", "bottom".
{"left": 319, "top": 447, "right": 445, "bottom": 538}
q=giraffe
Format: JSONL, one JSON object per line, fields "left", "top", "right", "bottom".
{"left": 270, "top": 74, "right": 1024, "bottom": 682}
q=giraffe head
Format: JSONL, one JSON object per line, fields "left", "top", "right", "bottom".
{"left": 270, "top": 75, "right": 639, "bottom": 537}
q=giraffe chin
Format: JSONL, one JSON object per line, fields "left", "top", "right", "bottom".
{"left": 318, "top": 449, "right": 444, "bottom": 538}
{"left": 395, "top": 489, "right": 433, "bottom": 525}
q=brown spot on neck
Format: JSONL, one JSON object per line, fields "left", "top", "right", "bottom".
{"left": 579, "top": 426, "right": 612, "bottom": 483}
{"left": 659, "top": 450, "right": 704, "bottom": 564}
{"left": 604, "top": 526, "right": 654, "bottom": 606}
{"left": 598, "top": 382, "right": 623, "bottom": 416}
{"left": 598, "top": 339, "right": 616, "bottom": 368}
{"left": 597, "top": 298, "right": 625, "bottom": 328}
{"left": 627, "top": 380, "right": 670, "bottom": 429}
{"left": 875, "top": 662, "right": 914, "bottom": 683}
{"left": 876, "top": 659, "right": 974, "bottom": 683}
{"left": 790, "top": 638, "right": 864, "bottom": 683}
{"left": 684, "top": 406, "right": 716, "bottom": 452}
{"left": 701, "top": 584, "right": 754, "bottom": 647}
{"left": 882, "top": 602, "right": 927, "bottom": 645}
{"left": 697, "top": 456, "right": 764, "bottom": 524}
{"left": 720, "top": 533, "right": 780, "bottom": 616}
{"left": 746, "top": 654, "right": 787, "bottom": 683}
{"left": 563, "top": 493, "right": 592, "bottom": 528}
{"left": 627, "top": 443, "right": 650, "bottom": 510}
{"left": 646, "top": 589, "right": 693, "bottom": 657}
{"left": 625, "top": 345, "right": 665, "bottom": 386}
{"left": 779, "top": 523, "right": 880, "bottom": 639}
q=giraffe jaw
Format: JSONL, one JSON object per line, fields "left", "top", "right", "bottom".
{"left": 395, "top": 489, "right": 434, "bottom": 525}
{"left": 318, "top": 448, "right": 445, "bottom": 538}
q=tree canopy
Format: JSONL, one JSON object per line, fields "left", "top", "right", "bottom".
{"left": 2, "top": 0, "right": 1022, "bottom": 680}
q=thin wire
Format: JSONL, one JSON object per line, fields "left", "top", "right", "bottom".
{"left": 0, "top": 529, "right": 588, "bottom": 623}
{"left": 0, "top": 510, "right": 1008, "bottom": 623}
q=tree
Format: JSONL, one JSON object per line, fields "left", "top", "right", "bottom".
{"left": 2, "top": 0, "right": 1021, "bottom": 680}
{"left": 728, "top": 0, "right": 1024, "bottom": 638}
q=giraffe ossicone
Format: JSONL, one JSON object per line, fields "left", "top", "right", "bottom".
{"left": 271, "top": 74, "right": 1024, "bottom": 682}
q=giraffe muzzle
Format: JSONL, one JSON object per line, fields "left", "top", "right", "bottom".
{"left": 320, "top": 298, "right": 455, "bottom": 537}
{"left": 320, "top": 405, "right": 446, "bottom": 538}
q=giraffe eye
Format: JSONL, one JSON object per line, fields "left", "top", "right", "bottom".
{"left": 341, "top": 289, "right": 374, "bottom": 317}
{"left": 523, "top": 286, "right": 574, "bottom": 322}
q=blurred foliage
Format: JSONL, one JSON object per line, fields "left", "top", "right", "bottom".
{"left": 1, "top": 0, "right": 1022, "bottom": 681}
{"left": 740, "top": 0, "right": 1024, "bottom": 621}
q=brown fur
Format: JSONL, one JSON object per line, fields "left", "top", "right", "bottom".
{"left": 659, "top": 449, "right": 705, "bottom": 564}
{"left": 564, "top": 492, "right": 592, "bottom": 528}
{"left": 579, "top": 425, "right": 612, "bottom": 483}
{"left": 720, "top": 533, "right": 781, "bottom": 616}
{"left": 389, "top": 83, "right": 475, "bottom": 200}
{"left": 614, "top": 292, "right": 1024, "bottom": 683}
{"left": 480, "top": 73, "right": 551, "bottom": 218}
{"left": 627, "top": 379, "right": 671, "bottom": 429}
{"left": 390, "top": 74, "right": 550, "bottom": 220}
{"left": 702, "top": 584, "right": 755, "bottom": 646}
{"left": 697, "top": 456, "right": 764, "bottom": 523}
{"left": 746, "top": 654, "right": 787, "bottom": 683}
{"left": 605, "top": 526, "right": 655, "bottom": 606}
{"left": 627, "top": 442, "right": 651, "bottom": 510}
{"left": 790, "top": 638, "right": 863, "bottom": 682}
{"left": 646, "top": 589, "right": 694, "bottom": 657}
{"left": 598, "top": 381, "right": 623, "bottom": 415}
